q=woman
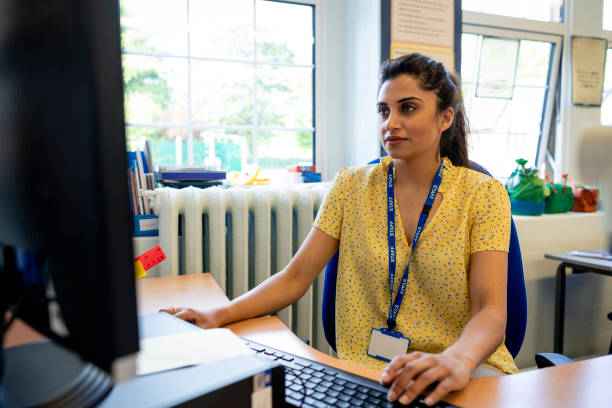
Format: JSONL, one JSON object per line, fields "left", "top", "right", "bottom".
{"left": 162, "top": 53, "right": 517, "bottom": 406}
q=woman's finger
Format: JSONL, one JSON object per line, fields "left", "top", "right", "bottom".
{"left": 381, "top": 352, "right": 422, "bottom": 384}
{"left": 159, "top": 306, "right": 180, "bottom": 315}
{"left": 423, "top": 377, "right": 457, "bottom": 406}
{"left": 386, "top": 355, "right": 437, "bottom": 402}
{"left": 398, "top": 365, "right": 447, "bottom": 406}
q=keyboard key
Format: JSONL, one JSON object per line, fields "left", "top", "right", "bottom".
{"left": 310, "top": 364, "right": 326, "bottom": 372}
{"left": 310, "top": 377, "right": 323, "bottom": 384}
{"left": 364, "top": 403, "right": 377, "bottom": 408}
{"left": 279, "top": 360, "right": 303, "bottom": 372}
{"left": 305, "top": 382, "right": 318, "bottom": 389}
{"left": 286, "top": 396, "right": 303, "bottom": 406}
{"left": 320, "top": 380, "right": 334, "bottom": 388}
{"left": 303, "top": 368, "right": 315, "bottom": 375}
{"left": 323, "top": 374, "right": 336, "bottom": 382}
{"left": 345, "top": 382, "right": 358, "bottom": 390}
{"left": 280, "top": 354, "right": 295, "bottom": 362}
{"left": 368, "top": 389, "right": 384, "bottom": 398}
{"left": 289, "top": 384, "right": 304, "bottom": 392}
{"left": 333, "top": 378, "right": 347, "bottom": 386}
{"left": 248, "top": 345, "right": 265, "bottom": 352}
{"left": 335, "top": 402, "right": 350, "bottom": 408}
{"left": 351, "top": 399, "right": 365, "bottom": 407}
{"left": 296, "top": 360, "right": 313, "bottom": 368}
{"left": 342, "top": 388, "right": 357, "bottom": 397}
{"left": 358, "top": 386, "right": 371, "bottom": 394}
{"left": 323, "top": 396, "right": 338, "bottom": 405}
{"left": 315, "top": 384, "right": 330, "bottom": 393}
{"left": 338, "top": 394, "right": 351, "bottom": 402}
{"left": 331, "top": 384, "right": 344, "bottom": 392}
{"left": 312, "top": 392, "right": 326, "bottom": 400}
{"left": 312, "top": 371, "right": 325, "bottom": 378}
{"left": 327, "top": 390, "right": 340, "bottom": 398}
{"left": 323, "top": 368, "right": 338, "bottom": 376}
{"left": 355, "top": 392, "right": 368, "bottom": 400}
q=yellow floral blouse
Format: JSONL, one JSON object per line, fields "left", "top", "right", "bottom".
{"left": 314, "top": 156, "right": 518, "bottom": 374}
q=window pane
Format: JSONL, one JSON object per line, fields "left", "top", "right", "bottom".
{"left": 126, "top": 127, "right": 187, "bottom": 166}
{"left": 121, "top": 0, "right": 188, "bottom": 55}
{"left": 602, "top": 49, "right": 612, "bottom": 125}
{"left": 469, "top": 131, "right": 539, "bottom": 178}
{"left": 256, "top": 1, "right": 314, "bottom": 65}
{"left": 604, "top": 0, "right": 612, "bottom": 30}
{"left": 257, "top": 66, "right": 313, "bottom": 128}
{"left": 462, "top": 34, "right": 555, "bottom": 177}
{"left": 460, "top": 33, "right": 479, "bottom": 83}
{"left": 515, "top": 40, "right": 551, "bottom": 87}
{"left": 191, "top": 61, "right": 254, "bottom": 126}
{"left": 189, "top": 0, "right": 254, "bottom": 60}
{"left": 122, "top": 55, "right": 188, "bottom": 124}
{"left": 194, "top": 130, "right": 248, "bottom": 172}
{"left": 463, "top": 0, "right": 563, "bottom": 22}
{"left": 257, "top": 130, "right": 313, "bottom": 169}
{"left": 509, "top": 87, "right": 546, "bottom": 133}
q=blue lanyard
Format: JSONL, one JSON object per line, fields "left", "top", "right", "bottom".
{"left": 386, "top": 160, "right": 443, "bottom": 330}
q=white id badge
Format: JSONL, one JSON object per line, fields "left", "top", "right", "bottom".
{"left": 367, "top": 328, "right": 410, "bottom": 362}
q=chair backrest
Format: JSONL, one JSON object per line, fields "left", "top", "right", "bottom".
{"left": 321, "top": 159, "right": 527, "bottom": 358}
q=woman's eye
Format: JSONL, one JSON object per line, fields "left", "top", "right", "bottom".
{"left": 377, "top": 107, "right": 389, "bottom": 116}
{"left": 402, "top": 104, "right": 415, "bottom": 113}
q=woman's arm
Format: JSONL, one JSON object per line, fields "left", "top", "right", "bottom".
{"left": 161, "top": 227, "right": 339, "bottom": 328}
{"left": 381, "top": 250, "right": 508, "bottom": 406}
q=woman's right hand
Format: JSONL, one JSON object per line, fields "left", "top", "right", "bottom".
{"left": 158, "top": 306, "right": 223, "bottom": 329}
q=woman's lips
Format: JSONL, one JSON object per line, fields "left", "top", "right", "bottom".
{"left": 385, "top": 136, "right": 408, "bottom": 145}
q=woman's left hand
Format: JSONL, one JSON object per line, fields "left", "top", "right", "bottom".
{"left": 380, "top": 351, "right": 474, "bottom": 406}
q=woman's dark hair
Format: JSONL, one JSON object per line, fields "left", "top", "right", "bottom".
{"left": 379, "top": 53, "right": 469, "bottom": 167}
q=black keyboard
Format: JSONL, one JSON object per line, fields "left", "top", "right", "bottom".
{"left": 243, "top": 340, "right": 460, "bottom": 408}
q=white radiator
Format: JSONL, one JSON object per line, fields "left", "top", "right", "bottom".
{"left": 149, "top": 184, "right": 331, "bottom": 351}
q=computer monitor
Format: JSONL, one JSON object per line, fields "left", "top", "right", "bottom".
{"left": 0, "top": 0, "right": 139, "bottom": 405}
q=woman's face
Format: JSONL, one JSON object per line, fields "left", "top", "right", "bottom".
{"left": 377, "top": 74, "right": 453, "bottom": 161}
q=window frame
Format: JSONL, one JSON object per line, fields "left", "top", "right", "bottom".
{"left": 461, "top": 23, "right": 563, "bottom": 172}
{"left": 121, "top": 0, "right": 318, "bottom": 170}
{"left": 462, "top": 10, "right": 564, "bottom": 175}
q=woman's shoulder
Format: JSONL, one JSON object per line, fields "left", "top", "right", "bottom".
{"left": 332, "top": 158, "right": 389, "bottom": 186}
{"left": 446, "top": 162, "right": 507, "bottom": 201}
{"left": 454, "top": 163, "right": 504, "bottom": 189}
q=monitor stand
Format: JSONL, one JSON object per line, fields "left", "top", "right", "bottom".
{"left": 1, "top": 339, "right": 112, "bottom": 407}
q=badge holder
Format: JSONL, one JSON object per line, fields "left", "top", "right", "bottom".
{"left": 367, "top": 328, "right": 410, "bottom": 362}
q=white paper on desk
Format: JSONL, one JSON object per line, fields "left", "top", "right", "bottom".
{"left": 137, "top": 328, "right": 255, "bottom": 376}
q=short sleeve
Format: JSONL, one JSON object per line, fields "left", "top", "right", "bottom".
{"left": 469, "top": 178, "right": 511, "bottom": 253}
{"left": 313, "top": 168, "right": 350, "bottom": 240}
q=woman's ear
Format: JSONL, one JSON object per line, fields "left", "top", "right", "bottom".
{"left": 439, "top": 107, "right": 454, "bottom": 133}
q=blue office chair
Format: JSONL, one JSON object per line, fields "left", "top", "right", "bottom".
{"left": 321, "top": 159, "right": 528, "bottom": 359}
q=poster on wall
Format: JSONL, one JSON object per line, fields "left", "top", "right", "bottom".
{"left": 390, "top": 0, "right": 455, "bottom": 71}
{"left": 571, "top": 36, "right": 607, "bottom": 106}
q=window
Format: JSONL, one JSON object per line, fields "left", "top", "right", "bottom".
{"left": 461, "top": 27, "right": 561, "bottom": 178}
{"left": 462, "top": 0, "right": 564, "bottom": 22}
{"left": 602, "top": 48, "right": 612, "bottom": 125}
{"left": 605, "top": 0, "right": 612, "bottom": 31}
{"left": 120, "top": 0, "right": 315, "bottom": 173}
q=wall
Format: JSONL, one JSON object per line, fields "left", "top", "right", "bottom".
{"left": 513, "top": 212, "right": 611, "bottom": 368}
{"left": 316, "top": 0, "right": 380, "bottom": 181}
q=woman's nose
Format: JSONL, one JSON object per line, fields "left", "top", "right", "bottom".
{"left": 384, "top": 111, "right": 399, "bottom": 131}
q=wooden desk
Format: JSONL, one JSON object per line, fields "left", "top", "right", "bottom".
{"left": 139, "top": 274, "right": 612, "bottom": 408}
{"left": 544, "top": 251, "right": 612, "bottom": 353}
